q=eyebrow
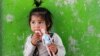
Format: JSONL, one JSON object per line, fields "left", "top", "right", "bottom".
{"left": 31, "top": 19, "right": 45, "bottom": 22}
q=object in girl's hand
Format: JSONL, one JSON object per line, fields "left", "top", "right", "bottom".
{"left": 41, "top": 29, "right": 52, "bottom": 46}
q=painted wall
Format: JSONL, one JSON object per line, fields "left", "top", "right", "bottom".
{"left": 0, "top": 0, "right": 2, "bottom": 55}
{"left": 1, "top": 0, "right": 100, "bottom": 56}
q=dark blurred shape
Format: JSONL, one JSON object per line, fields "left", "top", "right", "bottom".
{"left": 34, "top": 0, "right": 42, "bottom": 7}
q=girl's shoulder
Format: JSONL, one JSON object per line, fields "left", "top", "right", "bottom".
{"left": 50, "top": 32, "right": 61, "bottom": 38}
{"left": 51, "top": 32, "right": 59, "bottom": 36}
{"left": 26, "top": 34, "right": 33, "bottom": 41}
{"left": 51, "top": 33, "right": 62, "bottom": 43}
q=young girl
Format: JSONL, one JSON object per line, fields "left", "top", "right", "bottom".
{"left": 23, "top": 7, "right": 66, "bottom": 56}
{"left": 23, "top": 1, "right": 66, "bottom": 56}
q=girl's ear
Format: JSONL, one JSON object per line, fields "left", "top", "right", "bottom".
{"left": 46, "top": 24, "right": 49, "bottom": 30}
{"left": 47, "top": 24, "right": 50, "bottom": 28}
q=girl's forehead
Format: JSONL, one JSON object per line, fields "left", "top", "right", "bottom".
{"left": 31, "top": 15, "right": 44, "bottom": 21}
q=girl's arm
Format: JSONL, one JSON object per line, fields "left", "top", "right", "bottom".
{"left": 23, "top": 35, "right": 36, "bottom": 56}
{"left": 53, "top": 33, "right": 66, "bottom": 56}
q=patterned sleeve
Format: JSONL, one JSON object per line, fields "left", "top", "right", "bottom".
{"left": 53, "top": 33, "right": 66, "bottom": 56}
{"left": 23, "top": 35, "right": 36, "bottom": 56}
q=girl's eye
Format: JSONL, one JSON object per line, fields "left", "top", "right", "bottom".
{"left": 32, "top": 21, "right": 35, "bottom": 24}
{"left": 39, "top": 21, "right": 44, "bottom": 24}
{"left": 39, "top": 22, "right": 42, "bottom": 24}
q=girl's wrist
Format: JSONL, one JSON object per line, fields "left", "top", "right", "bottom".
{"left": 31, "top": 41, "right": 37, "bottom": 46}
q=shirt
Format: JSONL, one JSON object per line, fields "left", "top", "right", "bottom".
{"left": 23, "top": 33, "right": 66, "bottom": 56}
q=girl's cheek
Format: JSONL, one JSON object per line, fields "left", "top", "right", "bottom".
{"left": 40, "top": 26, "right": 47, "bottom": 31}
{"left": 30, "top": 26, "right": 35, "bottom": 32}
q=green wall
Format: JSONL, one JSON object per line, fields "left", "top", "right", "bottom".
{"left": 1, "top": 0, "right": 100, "bottom": 56}
{"left": 0, "top": 0, "right": 2, "bottom": 55}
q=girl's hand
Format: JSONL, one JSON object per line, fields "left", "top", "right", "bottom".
{"left": 31, "top": 31, "right": 42, "bottom": 46}
{"left": 48, "top": 43, "right": 58, "bottom": 54}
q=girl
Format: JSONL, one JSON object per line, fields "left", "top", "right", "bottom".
{"left": 23, "top": 1, "right": 66, "bottom": 56}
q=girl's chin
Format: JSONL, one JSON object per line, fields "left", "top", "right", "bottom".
{"left": 35, "top": 30, "right": 42, "bottom": 35}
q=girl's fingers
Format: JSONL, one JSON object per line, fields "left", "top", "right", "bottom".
{"left": 35, "top": 30, "right": 42, "bottom": 36}
{"left": 48, "top": 44, "right": 57, "bottom": 53}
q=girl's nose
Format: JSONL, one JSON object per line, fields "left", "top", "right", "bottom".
{"left": 35, "top": 23, "right": 40, "bottom": 28}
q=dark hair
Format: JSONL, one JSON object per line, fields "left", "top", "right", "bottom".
{"left": 29, "top": 7, "right": 53, "bottom": 31}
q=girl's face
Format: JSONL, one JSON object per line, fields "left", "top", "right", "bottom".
{"left": 30, "top": 15, "right": 47, "bottom": 33}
